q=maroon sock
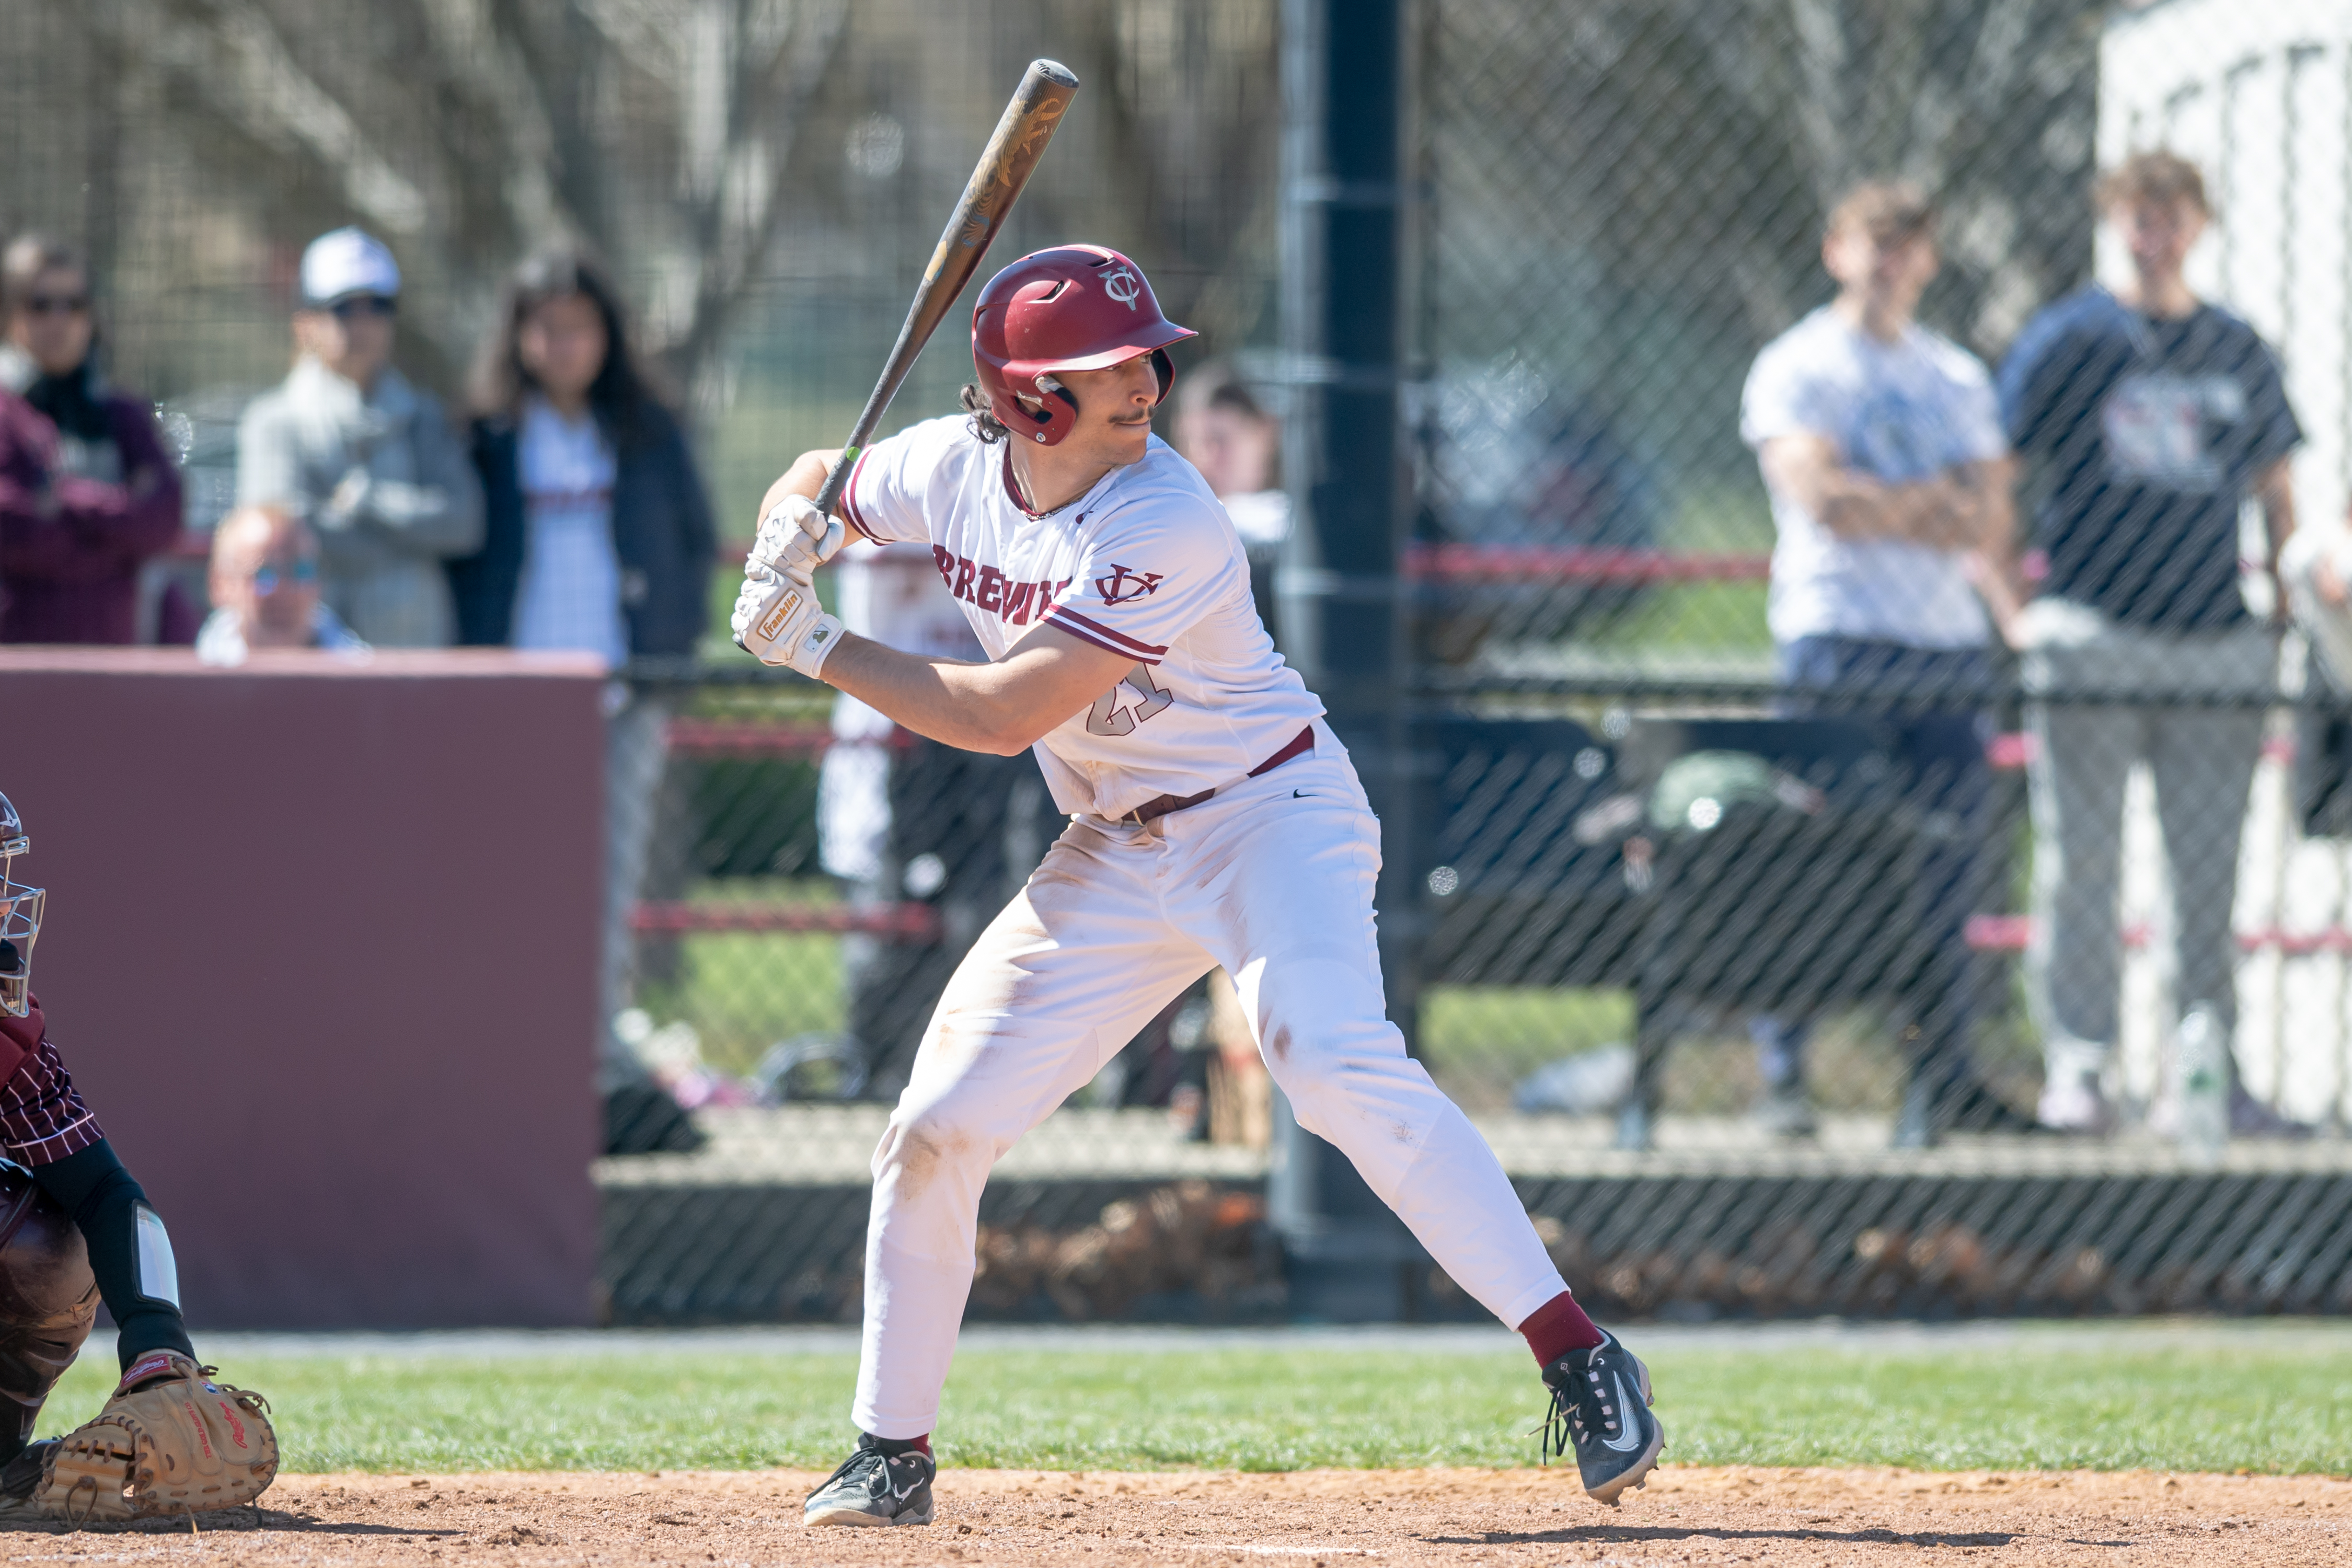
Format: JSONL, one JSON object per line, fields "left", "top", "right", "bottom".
{"left": 867, "top": 1432, "right": 932, "bottom": 1459}
{"left": 1518, "top": 1289, "right": 1605, "bottom": 1366}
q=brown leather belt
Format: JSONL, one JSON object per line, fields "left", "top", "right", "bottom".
{"left": 1123, "top": 726, "right": 1316, "bottom": 826}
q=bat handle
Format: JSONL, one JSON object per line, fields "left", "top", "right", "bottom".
{"left": 814, "top": 447, "right": 858, "bottom": 519}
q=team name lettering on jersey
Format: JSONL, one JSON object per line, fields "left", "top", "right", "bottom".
{"left": 931, "top": 546, "right": 1071, "bottom": 626}
{"left": 845, "top": 415, "right": 1325, "bottom": 817}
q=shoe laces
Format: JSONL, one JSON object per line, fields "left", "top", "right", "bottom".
{"left": 824, "top": 1443, "right": 927, "bottom": 1502}
{"left": 818, "top": 1446, "right": 884, "bottom": 1497}
{"left": 1538, "top": 1350, "right": 1624, "bottom": 1465}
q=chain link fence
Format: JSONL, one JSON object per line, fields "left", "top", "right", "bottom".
{"left": 11, "top": 0, "right": 2352, "bottom": 1322}
{"left": 588, "top": 0, "right": 2352, "bottom": 1321}
{"left": 1406, "top": 0, "right": 2352, "bottom": 1145}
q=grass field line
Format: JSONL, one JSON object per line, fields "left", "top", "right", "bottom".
{"left": 152, "top": 1315, "right": 2352, "bottom": 1362}
{"left": 30, "top": 1321, "right": 2350, "bottom": 1476}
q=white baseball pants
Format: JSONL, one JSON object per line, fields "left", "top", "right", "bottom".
{"left": 851, "top": 721, "right": 1569, "bottom": 1438}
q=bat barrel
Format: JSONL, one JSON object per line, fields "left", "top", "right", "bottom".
{"left": 810, "top": 60, "right": 1081, "bottom": 520}
{"left": 750, "top": 60, "right": 1077, "bottom": 653}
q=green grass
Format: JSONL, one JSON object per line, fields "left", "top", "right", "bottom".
{"left": 57, "top": 1334, "right": 2352, "bottom": 1475}
{"left": 635, "top": 926, "right": 846, "bottom": 1077}
{"left": 1418, "top": 987, "right": 1633, "bottom": 1109}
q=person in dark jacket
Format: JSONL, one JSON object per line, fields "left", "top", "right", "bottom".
{"left": 449, "top": 248, "right": 713, "bottom": 663}
{"left": 448, "top": 247, "right": 715, "bottom": 1142}
{"left": 0, "top": 235, "right": 183, "bottom": 644}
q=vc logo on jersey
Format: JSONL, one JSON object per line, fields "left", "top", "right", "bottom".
{"left": 1102, "top": 268, "right": 1142, "bottom": 310}
{"left": 1095, "top": 563, "right": 1163, "bottom": 605}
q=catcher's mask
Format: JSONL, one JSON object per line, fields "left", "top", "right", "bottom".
{"left": 0, "top": 793, "right": 43, "bottom": 1019}
{"left": 972, "top": 245, "right": 1196, "bottom": 446}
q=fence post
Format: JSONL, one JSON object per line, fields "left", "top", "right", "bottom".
{"left": 1270, "top": 0, "right": 1425, "bottom": 1320}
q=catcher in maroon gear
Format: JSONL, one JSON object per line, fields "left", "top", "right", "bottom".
{"left": 0, "top": 791, "right": 275, "bottom": 1519}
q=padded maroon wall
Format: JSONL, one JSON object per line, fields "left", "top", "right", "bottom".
{"left": 0, "top": 649, "right": 604, "bottom": 1327}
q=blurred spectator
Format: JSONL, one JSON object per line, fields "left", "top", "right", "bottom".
{"left": 818, "top": 545, "right": 984, "bottom": 884}
{"left": 448, "top": 247, "right": 713, "bottom": 666}
{"left": 1999, "top": 150, "right": 2302, "bottom": 1135}
{"left": 1173, "top": 366, "right": 1286, "bottom": 538}
{"left": 2281, "top": 515, "right": 2352, "bottom": 688}
{"left": 1740, "top": 181, "right": 2025, "bottom": 1145}
{"left": 235, "top": 227, "right": 482, "bottom": 647}
{"left": 2281, "top": 518, "right": 2352, "bottom": 846}
{"left": 0, "top": 234, "right": 182, "bottom": 643}
{"left": 194, "top": 505, "right": 366, "bottom": 664}
{"left": 1111, "top": 367, "right": 1295, "bottom": 1134}
{"left": 814, "top": 458, "right": 1063, "bottom": 1098}
{"left": 818, "top": 533, "right": 1018, "bottom": 1098}
{"left": 448, "top": 246, "right": 714, "bottom": 1114}
{"left": 1172, "top": 365, "right": 1285, "bottom": 639}
{"left": 1420, "top": 363, "right": 1661, "bottom": 663}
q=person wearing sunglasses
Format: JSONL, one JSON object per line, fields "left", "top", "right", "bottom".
{"left": 0, "top": 234, "right": 183, "bottom": 645}
{"left": 194, "top": 505, "right": 367, "bottom": 666}
{"left": 234, "top": 227, "right": 482, "bottom": 648}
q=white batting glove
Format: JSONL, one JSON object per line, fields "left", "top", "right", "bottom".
{"left": 732, "top": 563, "right": 847, "bottom": 677}
{"left": 750, "top": 494, "right": 848, "bottom": 582}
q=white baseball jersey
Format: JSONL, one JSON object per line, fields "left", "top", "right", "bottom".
{"left": 838, "top": 414, "right": 1324, "bottom": 817}
{"left": 1742, "top": 306, "right": 2005, "bottom": 649}
{"left": 828, "top": 541, "right": 985, "bottom": 744}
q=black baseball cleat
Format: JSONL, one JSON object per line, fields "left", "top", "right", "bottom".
{"left": 1539, "top": 1330, "right": 1664, "bottom": 1504}
{"left": 0, "top": 1438, "right": 55, "bottom": 1513}
{"left": 802, "top": 1434, "right": 937, "bottom": 1527}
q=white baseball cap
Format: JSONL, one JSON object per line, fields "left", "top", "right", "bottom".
{"left": 299, "top": 227, "right": 401, "bottom": 308}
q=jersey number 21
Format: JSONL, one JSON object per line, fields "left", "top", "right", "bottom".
{"left": 1085, "top": 663, "right": 1173, "bottom": 736}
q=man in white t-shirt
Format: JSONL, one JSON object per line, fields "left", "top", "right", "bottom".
{"left": 819, "top": 546, "right": 984, "bottom": 885}
{"left": 821, "top": 543, "right": 1063, "bottom": 1096}
{"left": 1738, "top": 182, "right": 2025, "bottom": 1146}
{"left": 733, "top": 247, "right": 1662, "bottom": 1525}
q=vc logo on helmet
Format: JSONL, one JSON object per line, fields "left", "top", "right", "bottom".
{"left": 1102, "top": 268, "right": 1142, "bottom": 310}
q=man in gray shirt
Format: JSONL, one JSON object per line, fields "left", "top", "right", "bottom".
{"left": 235, "top": 228, "right": 481, "bottom": 647}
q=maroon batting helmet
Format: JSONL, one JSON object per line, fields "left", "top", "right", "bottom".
{"left": 972, "top": 245, "right": 1197, "bottom": 446}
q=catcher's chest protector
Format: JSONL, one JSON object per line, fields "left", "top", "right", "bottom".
{"left": 0, "top": 1165, "right": 96, "bottom": 1452}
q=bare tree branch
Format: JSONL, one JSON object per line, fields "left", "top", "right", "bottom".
{"left": 671, "top": 0, "right": 850, "bottom": 404}
{"left": 1041, "top": 0, "right": 1281, "bottom": 350}
{"left": 90, "top": 0, "right": 430, "bottom": 237}
{"left": 418, "top": 0, "right": 572, "bottom": 253}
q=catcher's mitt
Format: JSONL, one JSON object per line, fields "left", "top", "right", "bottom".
{"left": 34, "top": 1351, "right": 275, "bottom": 1522}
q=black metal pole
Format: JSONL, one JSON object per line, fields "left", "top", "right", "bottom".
{"left": 1269, "top": 0, "right": 1422, "bottom": 1320}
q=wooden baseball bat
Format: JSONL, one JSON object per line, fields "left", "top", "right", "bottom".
{"left": 812, "top": 59, "right": 1080, "bottom": 518}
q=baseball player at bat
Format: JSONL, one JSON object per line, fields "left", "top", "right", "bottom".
{"left": 735, "top": 248, "right": 1663, "bottom": 1527}
{"left": 0, "top": 792, "right": 276, "bottom": 1522}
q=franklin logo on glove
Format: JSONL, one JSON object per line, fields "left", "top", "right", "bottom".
{"left": 758, "top": 587, "right": 806, "bottom": 643}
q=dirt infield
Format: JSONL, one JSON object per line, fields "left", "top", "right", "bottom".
{"left": 3, "top": 1466, "right": 2347, "bottom": 1565}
